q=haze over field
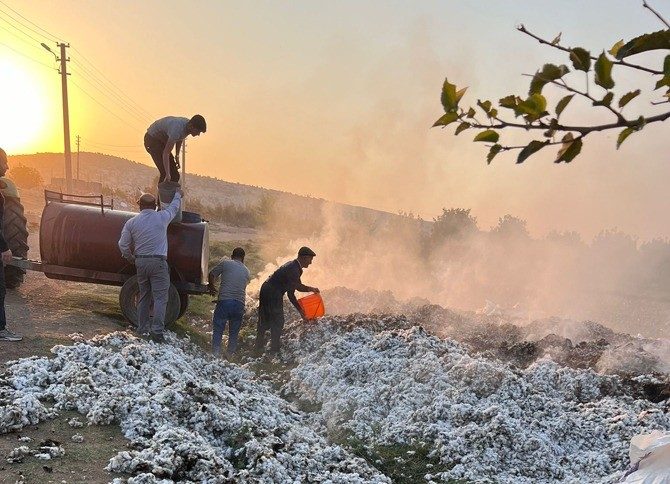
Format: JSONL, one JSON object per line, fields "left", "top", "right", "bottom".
{"left": 2, "top": 1, "right": 670, "bottom": 242}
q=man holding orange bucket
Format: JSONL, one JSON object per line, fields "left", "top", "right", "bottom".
{"left": 255, "top": 246, "right": 319, "bottom": 355}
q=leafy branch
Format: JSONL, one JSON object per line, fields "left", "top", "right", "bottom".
{"left": 434, "top": 2, "right": 670, "bottom": 164}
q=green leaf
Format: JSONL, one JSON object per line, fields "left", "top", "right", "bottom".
{"left": 654, "top": 55, "right": 670, "bottom": 90}
{"left": 615, "top": 29, "right": 670, "bottom": 59}
{"left": 543, "top": 118, "right": 559, "bottom": 138}
{"left": 555, "top": 133, "right": 582, "bottom": 163}
{"left": 551, "top": 32, "right": 562, "bottom": 45}
{"left": 517, "top": 94, "right": 548, "bottom": 120}
{"left": 455, "top": 122, "right": 470, "bottom": 135}
{"left": 529, "top": 63, "right": 570, "bottom": 95}
{"left": 570, "top": 47, "right": 591, "bottom": 72}
{"left": 609, "top": 39, "right": 624, "bottom": 57}
{"left": 594, "top": 52, "right": 614, "bottom": 89}
{"left": 486, "top": 144, "right": 502, "bottom": 164}
{"left": 477, "top": 100, "right": 492, "bottom": 114}
{"left": 517, "top": 140, "right": 548, "bottom": 164}
{"left": 440, "top": 78, "right": 459, "bottom": 113}
{"left": 593, "top": 92, "right": 614, "bottom": 107}
{"left": 455, "top": 87, "right": 468, "bottom": 104}
{"left": 466, "top": 107, "right": 476, "bottom": 118}
{"left": 499, "top": 95, "right": 518, "bottom": 109}
{"left": 474, "top": 130, "right": 499, "bottom": 143}
{"left": 555, "top": 94, "right": 574, "bottom": 118}
{"left": 432, "top": 112, "right": 458, "bottom": 127}
{"left": 616, "top": 127, "right": 635, "bottom": 149}
{"left": 618, "top": 89, "right": 641, "bottom": 108}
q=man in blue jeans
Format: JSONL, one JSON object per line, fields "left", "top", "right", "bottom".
{"left": 208, "top": 247, "right": 250, "bottom": 357}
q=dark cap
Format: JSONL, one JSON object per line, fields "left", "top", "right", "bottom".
{"left": 298, "top": 246, "right": 316, "bottom": 257}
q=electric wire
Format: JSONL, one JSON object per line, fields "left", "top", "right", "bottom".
{"left": 0, "top": 39, "right": 55, "bottom": 70}
{"left": 70, "top": 58, "right": 150, "bottom": 123}
{"left": 0, "top": 15, "right": 46, "bottom": 48}
{"left": 69, "top": 62, "right": 149, "bottom": 124}
{"left": 69, "top": 78, "right": 145, "bottom": 131}
{"left": 71, "top": 46, "right": 152, "bottom": 119}
{"left": 0, "top": 0, "right": 63, "bottom": 43}
{"left": 82, "top": 140, "right": 143, "bottom": 149}
{"left": 0, "top": 2, "right": 151, "bottom": 126}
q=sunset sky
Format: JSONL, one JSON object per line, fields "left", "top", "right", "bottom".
{"left": 1, "top": 0, "right": 668, "bottom": 240}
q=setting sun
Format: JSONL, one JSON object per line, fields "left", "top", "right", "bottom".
{"left": 0, "top": 57, "right": 49, "bottom": 153}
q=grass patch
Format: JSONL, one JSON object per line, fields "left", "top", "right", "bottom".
{"left": 209, "top": 240, "right": 267, "bottom": 278}
{"left": 52, "top": 284, "right": 125, "bottom": 323}
{"left": 0, "top": 410, "right": 126, "bottom": 484}
{"left": 339, "top": 437, "right": 462, "bottom": 484}
{"left": 185, "top": 293, "right": 215, "bottom": 320}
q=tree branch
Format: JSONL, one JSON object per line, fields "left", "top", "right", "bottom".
{"left": 643, "top": 0, "right": 670, "bottom": 28}
{"left": 517, "top": 24, "right": 663, "bottom": 75}
{"left": 554, "top": 78, "right": 627, "bottom": 124}
{"left": 498, "top": 135, "right": 585, "bottom": 152}
{"left": 463, "top": 109, "right": 670, "bottom": 135}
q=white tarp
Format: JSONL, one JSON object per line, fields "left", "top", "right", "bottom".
{"left": 622, "top": 431, "right": 670, "bottom": 483}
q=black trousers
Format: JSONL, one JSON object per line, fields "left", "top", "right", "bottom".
{"left": 144, "top": 132, "right": 180, "bottom": 182}
{"left": 0, "top": 264, "right": 6, "bottom": 331}
{"left": 256, "top": 282, "right": 285, "bottom": 352}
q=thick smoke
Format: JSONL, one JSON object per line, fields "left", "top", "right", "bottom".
{"left": 253, "top": 201, "right": 670, "bottom": 340}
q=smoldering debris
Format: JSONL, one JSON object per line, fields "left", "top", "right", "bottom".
{"left": 281, "top": 317, "right": 670, "bottom": 483}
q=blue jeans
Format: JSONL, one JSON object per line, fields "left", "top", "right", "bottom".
{"left": 212, "top": 299, "right": 244, "bottom": 355}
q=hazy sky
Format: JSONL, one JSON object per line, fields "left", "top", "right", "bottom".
{"left": 1, "top": 1, "right": 668, "bottom": 240}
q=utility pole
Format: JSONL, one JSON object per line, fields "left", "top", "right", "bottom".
{"left": 41, "top": 42, "right": 73, "bottom": 192}
{"left": 59, "top": 43, "right": 73, "bottom": 193}
{"left": 76, "top": 135, "right": 80, "bottom": 181}
{"left": 181, "top": 139, "right": 186, "bottom": 191}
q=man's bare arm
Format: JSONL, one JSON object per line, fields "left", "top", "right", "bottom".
{"left": 296, "top": 283, "right": 319, "bottom": 293}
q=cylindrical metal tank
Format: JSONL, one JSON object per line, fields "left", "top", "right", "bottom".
{"left": 39, "top": 202, "right": 208, "bottom": 286}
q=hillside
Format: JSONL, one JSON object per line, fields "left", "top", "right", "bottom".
{"left": 10, "top": 152, "right": 426, "bottom": 233}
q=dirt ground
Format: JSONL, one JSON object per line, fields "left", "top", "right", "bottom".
{"left": 0, "top": 218, "right": 134, "bottom": 483}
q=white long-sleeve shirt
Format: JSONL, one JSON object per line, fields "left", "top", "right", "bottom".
{"left": 118, "top": 192, "right": 181, "bottom": 259}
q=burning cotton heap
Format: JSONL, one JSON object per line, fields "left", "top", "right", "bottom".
{"left": 0, "top": 332, "right": 389, "bottom": 483}
{"left": 282, "top": 317, "right": 670, "bottom": 483}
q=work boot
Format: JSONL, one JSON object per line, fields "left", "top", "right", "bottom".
{"left": 150, "top": 333, "right": 166, "bottom": 344}
{"left": 0, "top": 329, "right": 22, "bottom": 341}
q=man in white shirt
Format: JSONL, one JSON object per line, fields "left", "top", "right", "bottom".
{"left": 144, "top": 115, "right": 206, "bottom": 183}
{"left": 208, "top": 247, "right": 251, "bottom": 357}
{"left": 118, "top": 190, "right": 182, "bottom": 342}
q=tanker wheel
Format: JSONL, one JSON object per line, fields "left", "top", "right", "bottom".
{"left": 2, "top": 196, "right": 28, "bottom": 289}
{"left": 178, "top": 292, "right": 189, "bottom": 319}
{"left": 119, "top": 275, "right": 181, "bottom": 330}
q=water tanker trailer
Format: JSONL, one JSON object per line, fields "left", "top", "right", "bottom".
{"left": 8, "top": 190, "right": 210, "bottom": 327}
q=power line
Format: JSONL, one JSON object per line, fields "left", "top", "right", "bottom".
{"left": 83, "top": 139, "right": 143, "bottom": 149}
{"left": 0, "top": 2, "right": 152, "bottom": 128}
{"left": 71, "top": 46, "right": 152, "bottom": 119}
{"left": 0, "top": 1, "right": 62, "bottom": 43}
{"left": 0, "top": 39, "right": 55, "bottom": 70}
{"left": 69, "top": 78, "right": 145, "bottom": 131}
{"left": 69, "top": 58, "right": 150, "bottom": 123}
{"left": 70, "top": 61, "right": 149, "bottom": 124}
{"left": 0, "top": 13, "right": 45, "bottom": 47}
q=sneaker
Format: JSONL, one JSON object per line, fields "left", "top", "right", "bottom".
{"left": 0, "top": 329, "right": 23, "bottom": 342}
{"left": 150, "top": 333, "right": 166, "bottom": 344}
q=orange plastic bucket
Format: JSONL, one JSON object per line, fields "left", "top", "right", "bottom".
{"left": 298, "top": 293, "right": 325, "bottom": 319}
